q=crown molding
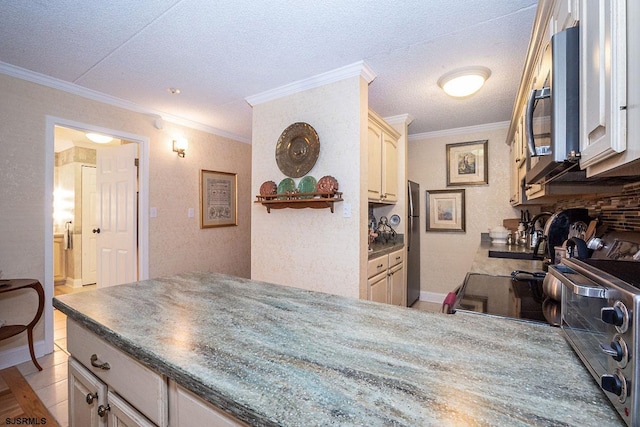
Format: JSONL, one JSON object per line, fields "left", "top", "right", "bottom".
{"left": 408, "top": 121, "right": 509, "bottom": 141}
{"left": 384, "top": 113, "right": 415, "bottom": 126}
{"left": 0, "top": 61, "right": 251, "bottom": 144}
{"left": 245, "top": 60, "right": 377, "bottom": 107}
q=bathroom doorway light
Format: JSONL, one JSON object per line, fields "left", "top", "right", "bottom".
{"left": 86, "top": 133, "right": 113, "bottom": 143}
{"left": 438, "top": 67, "right": 491, "bottom": 98}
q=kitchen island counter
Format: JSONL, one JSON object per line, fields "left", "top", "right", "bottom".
{"left": 53, "top": 271, "right": 622, "bottom": 426}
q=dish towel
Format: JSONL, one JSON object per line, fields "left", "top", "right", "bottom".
{"left": 64, "top": 221, "right": 73, "bottom": 250}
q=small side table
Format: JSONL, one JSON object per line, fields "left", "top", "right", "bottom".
{"left": 0, "top": 279, "right": 45, "bottom": 371}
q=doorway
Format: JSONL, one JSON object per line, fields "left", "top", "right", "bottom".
{"left": 43, "top": 117, "right": 150, "bottom": 356}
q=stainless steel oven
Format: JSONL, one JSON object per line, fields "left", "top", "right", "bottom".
{"left": 548, "top": 232, "right": 640, "bottom": 426}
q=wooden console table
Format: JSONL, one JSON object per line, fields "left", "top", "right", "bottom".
{"left": 0, "top": 279, "right": 44, "bottom": 371}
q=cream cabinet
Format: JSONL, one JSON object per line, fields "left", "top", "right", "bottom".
{"left": 580, "top": 0, "right": 640, "bottom": 177}
{"left": 368, "top": 110, "right": 400, "bottom": 204}
{"left": 53, "top": 234, "right": 66, "bottom": 285}
{"left": 367, "top": 248, "right": 405, "bottom": 306}
{"left": 168, "top": 381, "right": 246, "bottom": 427}
{"left": 67, "top": 319, "right": 168, "bottom": 426}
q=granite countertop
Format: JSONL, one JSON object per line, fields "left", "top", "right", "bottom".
{"left": 469, "top": 241, "right": 546, "bottom": 276}
{"left": 368, "top": 237, "right": 404, "bottom": 259}
{"left": 53, "top": 272, "right": 623, "bottom": 426}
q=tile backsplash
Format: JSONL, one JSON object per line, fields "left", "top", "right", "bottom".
{"left": 545, "top": 181, "right": 640, "bottom": 231}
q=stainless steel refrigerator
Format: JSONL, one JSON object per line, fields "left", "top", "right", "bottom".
{"left": 407, "top": 181, "right": 421, "bottom": 306}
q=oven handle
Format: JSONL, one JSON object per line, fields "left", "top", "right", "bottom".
{"left": 548, "top": 267, "right": 608, "bottom": 299}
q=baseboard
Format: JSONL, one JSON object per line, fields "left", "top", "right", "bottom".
{"left": 420, "top": 291, "right": 448, "bottom": 304}
{"left": 0, "top": 340, "right": 48, "bottom": 370}
{"left": 65, "top": 277, "right": 83, "bottom": 288}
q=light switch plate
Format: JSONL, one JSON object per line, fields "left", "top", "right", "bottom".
{"left": 150, "top": 207, "right": 158, "bottom": 218}
{"left": 188, "top": 208, "right": 195, "bottom": 218}
{"left": 342, "top": 202, "right": 351, "bottom": 218}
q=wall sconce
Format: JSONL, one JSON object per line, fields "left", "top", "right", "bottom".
{"left": 173, "top": 137, "right": 188, "bottom": 157}
{"left": 438, "top": 66, "right": 491, "bottom": 98}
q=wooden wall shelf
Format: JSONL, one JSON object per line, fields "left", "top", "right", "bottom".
{"left": 255, "top": 192, "right": 343, "bottom": 213}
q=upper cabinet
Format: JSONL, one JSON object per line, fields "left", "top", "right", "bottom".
{"left": 580, "top": 0, "right": 636, "bottom": 176}
{"left": 506, "top": 0, "right": 639, "bottom": 205}
{"left": 368, "top": 110, "right": 400, "bottom": 204}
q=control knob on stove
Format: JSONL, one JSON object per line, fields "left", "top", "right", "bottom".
{"left": 601, "top": 301, "right": 630, "bottom": 333}
{"left": 600, "top": 336, "right": 629, "bottom": 367}
{"left": 601, "top": 369, "right": 629, "bottom": 403}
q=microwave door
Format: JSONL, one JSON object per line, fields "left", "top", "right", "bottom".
{"left": 525, "top": 86, "right": 551, "bottom": 158}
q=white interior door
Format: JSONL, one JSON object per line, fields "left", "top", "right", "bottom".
{"left": 81, "top": 166, "right": 97, "bottom": 285}
{"left": 96, "top": 144, "right": 138, "bottom": 288}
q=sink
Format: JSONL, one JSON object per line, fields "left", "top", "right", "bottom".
{"left": 488, "top": 250, "right": 544, "bottom": 260}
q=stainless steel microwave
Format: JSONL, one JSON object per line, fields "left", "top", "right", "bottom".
{"left": 525, "top": 25, "right": 580, "bottom": 185}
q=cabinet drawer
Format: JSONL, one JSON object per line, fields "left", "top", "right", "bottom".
{"left": 388, "top": 249, "right": 404, "bottom": 267}
{"left": 67, "top": 319, "right": 167, "bottom": 426}
{"left": 367, "top": 255, "right": 388, "bottom": 278}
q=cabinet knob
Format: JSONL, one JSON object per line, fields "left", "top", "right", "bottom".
{"left": 98, "top": 404, "right": 111, "bottom": 418}
{"left": 86, "top": 392, "right": 98, "bottom": 405}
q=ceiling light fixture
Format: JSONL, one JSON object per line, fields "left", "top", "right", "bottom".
{"left": 86, "top": 133, "right": 114, "bottom": 144}
{"left": 167, "top": 87, "right": 181, "bottom": 95}
{"left": 438, "top": 66, "right": 491, "bottom": 98}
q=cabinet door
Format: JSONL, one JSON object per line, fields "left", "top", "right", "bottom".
{"left": 169, "top": 381, "right": 246, "bottom": 427}
{"left": 367, "top": 123, "right": 383, "bottom": 201}
{"left": 381, "top": 132, "right": 398, "bottom": 202}
{"left": 53, "top": 234, "right": 66, "bottom": 284}
{"left": 69, "top": 358, "right": 107, "bottom": 427}
{"left": 580, "top": 0, "right": 627, "bottom": 170}
{"left": 368, "top": 271, "right": 388, "bottom": 303}
{"left": 388, "top": 263, "right": 405, "bottom": 306}
{"left": 107, "top": 390, "right": 156, "bottom": 427}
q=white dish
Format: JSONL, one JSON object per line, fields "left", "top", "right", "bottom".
{"left": 389, "top": 214, "right": 400, "bottom": 226}
{"left": 491, "top": 238, "right": 507, "bottom": 245}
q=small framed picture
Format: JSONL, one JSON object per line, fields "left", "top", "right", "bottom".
{"left": 446, "top": 140, "right": 488, "bottom": 186}
{"left": 200, "top": 170, "right": 238, "bottom": 228}
{"left": 426, "top": 189, "right": 465, "bottom": 232}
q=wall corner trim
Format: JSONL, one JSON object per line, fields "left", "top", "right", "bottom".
{"left": 408, "top": 121, "right": 510, "bottom": 141}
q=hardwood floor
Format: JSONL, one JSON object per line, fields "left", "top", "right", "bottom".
{"left": 0, "top": 366, "right": 60, "bottom": 427}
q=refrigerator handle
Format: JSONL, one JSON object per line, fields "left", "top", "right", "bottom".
{"left": 407, "top": 216, "right": 413, "bottom": 251}
{"left": 408, "top": 182, "right": 414, "bottom": 215}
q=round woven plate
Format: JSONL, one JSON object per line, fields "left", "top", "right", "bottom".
{"left": 275, "top": 122, "right": 320, "bottom": 178}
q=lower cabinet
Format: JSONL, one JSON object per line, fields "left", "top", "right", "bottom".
{"left": 367, "top": 248, "right": 405, "bottom": 306}
{"left": 68, "top": 358, "right": 155, "bottom": 427}
{"left": 168, "top": 381, "right": 247, "bottom": 427}
{"left": 67, "top": 318, "right": 245, "bottom": 427}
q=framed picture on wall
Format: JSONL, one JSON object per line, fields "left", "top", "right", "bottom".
{"left": 446, "top": 140, "right": 488, "bottom": 186}
{"left": 200, "top": 170, "right": 238, "bottom": 228}
{"left": 425, "top": 189, "right": 465, "bottom": 232}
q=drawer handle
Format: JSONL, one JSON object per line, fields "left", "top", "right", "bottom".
{"left": 98, "top": 404, "right": 111, "bottom": 418}
{"left": 86, "top": 392, "right": 98, "bottom": 404}
{"left": 90, "top": 354, "right": 111, "bottom": 370}
{"left": 377, "top": 263, "right": 384, "bottom": 268}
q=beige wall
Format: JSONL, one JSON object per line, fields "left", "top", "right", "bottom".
{"left": 0, "top": 73, "right": 251, "bottom": 365}
{"left": 407, "top": 124, "right": 520, "bottom": 302}
{"left": 251, "top": 77, "right": 369, "bottom": 298}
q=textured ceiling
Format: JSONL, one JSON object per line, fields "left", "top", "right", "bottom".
{"left": 0, "top": 0, "right": 537, "bottom": 142}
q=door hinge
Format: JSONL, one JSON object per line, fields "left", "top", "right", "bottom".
{"left": 134, "top": 158, "right": 139, "bottom": 167}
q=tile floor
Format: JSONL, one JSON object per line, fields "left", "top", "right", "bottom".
{"left": 15, "top": 285, "right": 441, "bottom": 427}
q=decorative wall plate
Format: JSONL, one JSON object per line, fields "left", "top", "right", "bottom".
{"left": 317, "top": 175, "right": 339, "bottom": 193}
{"left": 259, "top": 180, "right": 277, "bottom": 196}
{"left": 275, "top": 122, "right": 320, "bottom": 178}
{"left": 297, "top": 176, "right": 317, "bottom": 198}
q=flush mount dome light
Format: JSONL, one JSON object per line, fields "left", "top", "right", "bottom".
{"left": 438, "top": 66, "right": 491, "bottom": 98}
{"left": 86, "top": 133, "right": 113, "bottom": 144}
